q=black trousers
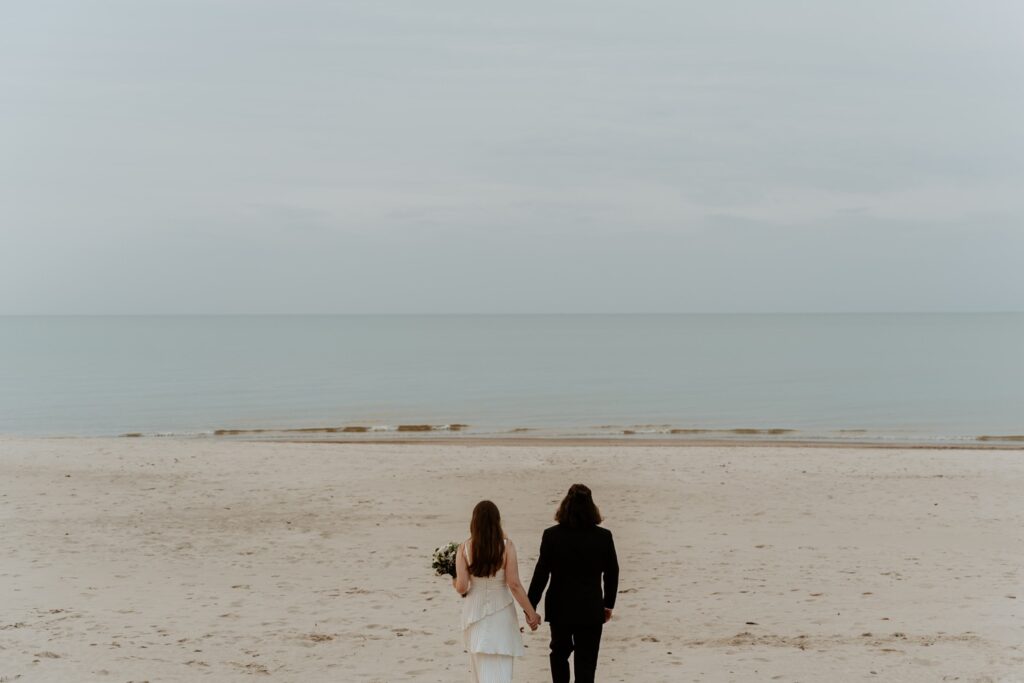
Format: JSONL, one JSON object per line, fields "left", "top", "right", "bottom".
{"left": 548, "top": 622, "right": 603, "bottom": 683}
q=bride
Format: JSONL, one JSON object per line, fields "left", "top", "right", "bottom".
{"left": 453, "top": 500, "right": 541, "bottom": 682}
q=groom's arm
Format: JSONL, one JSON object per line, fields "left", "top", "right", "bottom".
{"left": 603, "top": 531, "right": 619, "bottom": 610}
{"left": 527, "top": 529, "right": 551, "bottom": 609}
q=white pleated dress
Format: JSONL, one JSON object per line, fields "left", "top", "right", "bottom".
{"left": 461, "top": 541, "right": 525, "bottom": 683}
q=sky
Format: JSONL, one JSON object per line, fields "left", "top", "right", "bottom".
{"left": 2, "top": 1, "right": 1022, "bottom": 313}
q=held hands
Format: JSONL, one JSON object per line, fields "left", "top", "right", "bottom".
{"left": 604, "top": 608, "right": 613, "bottom": 623}
{"left": 525, "top": 610, "right": 542, "bottom": 631}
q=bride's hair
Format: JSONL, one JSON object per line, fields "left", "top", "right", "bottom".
{"left": 555, "top": 483, "right": 603, "bottom": 528}
{"left": 469, "top": 500, "right": 505, "bottom": 577}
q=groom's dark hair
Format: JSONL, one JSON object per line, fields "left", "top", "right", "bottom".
{"left": 555, "top": 483, "right": 603, "bottom": 528}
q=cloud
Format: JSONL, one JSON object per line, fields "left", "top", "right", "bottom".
{"left": 1, "top": 0, "right": 1022, "bottom": 312}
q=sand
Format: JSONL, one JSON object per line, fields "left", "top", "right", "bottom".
{"left": 1, "top": 437, "right": 1022, "bottom": 682}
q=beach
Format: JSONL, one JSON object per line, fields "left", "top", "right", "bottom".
{"left": 1, "top": 437, "right": 1022, "bottom": 682}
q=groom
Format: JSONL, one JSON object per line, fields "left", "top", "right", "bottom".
{"left": 528, "top": 484, "right": 619, "bottom": 683}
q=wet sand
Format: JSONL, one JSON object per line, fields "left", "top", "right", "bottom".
{"left": 1, "top": 437, "right": 1022, "bottom": 681}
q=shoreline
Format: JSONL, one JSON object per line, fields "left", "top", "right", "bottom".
{"left": 10, "top": 433, "right": 1023, "bottom": 450}
{"left": 260, "top": 436, "right": 1024, "bottom": 450}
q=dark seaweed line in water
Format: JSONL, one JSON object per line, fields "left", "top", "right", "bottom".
{"left": 115, "top": 425, "right": 1024, "bottom": 447}
{"left": 118, "top": 425, "right": 470, "bottom": 437}
{"left": 621, "top": 428, "right": 797, "bottom": 435}
{"left": 209, "top": 424, "right": 469, "bottom": 436}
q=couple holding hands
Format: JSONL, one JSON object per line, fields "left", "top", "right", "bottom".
{"left": 453, "top": 484, "right": 619, "bottom": 683}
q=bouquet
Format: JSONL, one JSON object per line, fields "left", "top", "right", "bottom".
{"left": 432, "top": 542, "right": 459, "bottom": 579}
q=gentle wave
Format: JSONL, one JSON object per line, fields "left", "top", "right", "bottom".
{"left": 120, "top": 431, "right": 216, "bottom": 438}
{"left": 110, "top": 424, "right": 1024, "bottom": 446}
{"left": 620, "top": 427, "right": 796, "bottom": 436}
{"left": 137, "top": 424, "right": 477, "bottom": 438}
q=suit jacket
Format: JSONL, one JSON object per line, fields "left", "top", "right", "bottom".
{"left": 527, "top": 523, "right": 619, "bottom": 625}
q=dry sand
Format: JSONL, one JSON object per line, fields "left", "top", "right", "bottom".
{"left": 1, "top": 437, "right": 1022, "bottom": 682}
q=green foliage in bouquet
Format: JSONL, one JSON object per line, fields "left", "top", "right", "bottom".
{"left": 432, "top": 541, "right": 459, "bottom": 579}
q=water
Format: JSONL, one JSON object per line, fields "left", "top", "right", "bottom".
{"left": 0, "top": 314, "right": 1021, "bottom": 443}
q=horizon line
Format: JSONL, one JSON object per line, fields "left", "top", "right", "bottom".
{"left": 1, "top": 311, "right": 1021, "bottom": 317}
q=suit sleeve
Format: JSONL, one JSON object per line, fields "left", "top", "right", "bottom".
{"left": 527, "top": 529, "right": 551, "bottom": 609}
{"left": 603, "top": 531, "right": 619, "bottom": 610}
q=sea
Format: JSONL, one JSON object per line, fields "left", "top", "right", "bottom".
{"left": 0, "top": 314, "right": 1021, "bottom": 445}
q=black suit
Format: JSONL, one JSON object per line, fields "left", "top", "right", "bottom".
{"left": 528, "top": 524, "right": 619, "bottom": 683}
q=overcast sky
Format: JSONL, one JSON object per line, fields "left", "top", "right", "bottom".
{"left": 2, "top": 1, "right": 1022, "bottom": 313}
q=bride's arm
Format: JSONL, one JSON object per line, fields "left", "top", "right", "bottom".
{"left": 504, "top": 540, "right": 540, "bottom": 626}
{"left": 454, "top": 541, "right": 470, "bottom": 595}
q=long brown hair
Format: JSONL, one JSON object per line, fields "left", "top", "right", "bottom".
{"left": 555, "top": 483, "right": 603, "bottom": 528}
{"left": 468, "top": 500, "right": 505, "bottom": 577}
